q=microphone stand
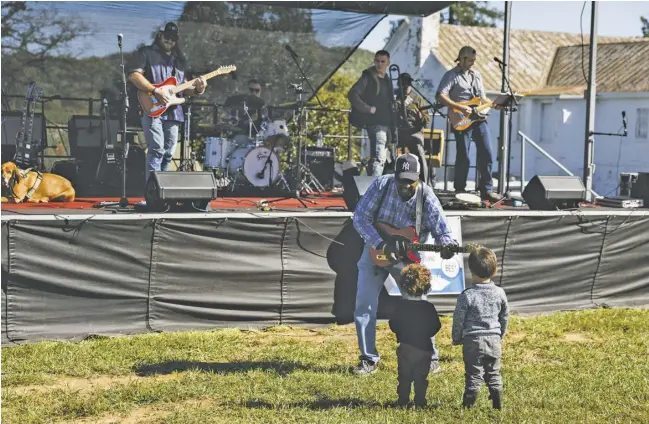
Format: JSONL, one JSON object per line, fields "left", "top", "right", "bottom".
{"left": 497, "top": 61, "right": 518, "bottom": 194}
{"left": 118, "top": 35, "right": 130, "bottom": 208}
{"left": 411, "top": 82, "right": 447, "bottom": 188}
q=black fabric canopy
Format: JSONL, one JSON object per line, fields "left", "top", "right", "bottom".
{"left": 250, "top": 2, "right": 456, "bottom": 16}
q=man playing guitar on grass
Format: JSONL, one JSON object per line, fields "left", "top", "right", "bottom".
{"left": 436, "top": 46, "right": 502, "bottom": 203}
{"left": 351, "top": 153, "right": 458, "bottom": 376}
{"left": 127, "top": 22, "right": 207, "bottom": 187}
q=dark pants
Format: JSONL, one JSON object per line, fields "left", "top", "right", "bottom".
{"left": 463, "top": 335, "right": 503, "bottom": 393}
{"left": 453, "top": 121, "right": 494, "bottom": 196}
{"left": 399, "top": 132, "right": 433, "bottom": 186}
{"left": 397, "top": 343, "right": 432, "bottom": 404}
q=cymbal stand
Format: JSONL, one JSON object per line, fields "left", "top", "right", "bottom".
{"left": 243, "top": 101, "right": 259, "bottom": 139}
{"left": 179, "top": 101, "right": 195, "bottom": 171}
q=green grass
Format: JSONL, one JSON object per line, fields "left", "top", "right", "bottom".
{"left": 2, "top": 309, "right": 649, "bottom": 423}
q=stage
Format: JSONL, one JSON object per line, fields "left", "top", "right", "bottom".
{"left": 2, "top": 194, "right": 649, "bottom": 345}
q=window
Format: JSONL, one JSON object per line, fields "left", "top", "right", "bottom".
{"left": 636, "top": 108, "right": 648, "bottom": 139}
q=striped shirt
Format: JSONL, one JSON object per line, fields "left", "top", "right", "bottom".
{"left": 352, "top": 175, "right": 454, "bottom": 249}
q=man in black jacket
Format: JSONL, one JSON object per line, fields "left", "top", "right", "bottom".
{"left": 347, "top": 50, "right": 393, "bottom": 177}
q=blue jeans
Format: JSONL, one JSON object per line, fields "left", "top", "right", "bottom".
{"left": 366, "top": 125, "right": 390, "bottom": 176}
{"left": 355, "top": 245, "right": 439, "bottom": 364}
{"left": 141, "top": 115, "right": 180, "bottom": 182}
{"left": 453, "top": 121, "right": 494, "bottom": 196}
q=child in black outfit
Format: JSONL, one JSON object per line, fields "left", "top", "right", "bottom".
{"left": 389, "top": 264, "right": 441, "bottom": 407}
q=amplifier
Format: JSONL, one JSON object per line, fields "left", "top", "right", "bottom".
{"left": 422, "top": 129, "right": 444, "bottom": 167}
{"left": 68, "top": 115, "right": 119, "bottom": 150}
{"left": 630, "top": 172, "right": 649, "bottom": 205}
{"left": 303, "top": 146, "right": 335, "bottom": 190}
{"left": 1, "top": 111, "right": 46, "bottom": 146}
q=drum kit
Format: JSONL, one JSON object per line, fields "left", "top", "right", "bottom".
{"left": 199, "top": 94, "right": 320, "bottom": 194}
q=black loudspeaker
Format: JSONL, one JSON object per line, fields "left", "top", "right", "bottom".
{"left": 630, "top": 172, "right": 649, "bottom": 204}
{"left": 145, "top": 171, "right": 218, "bottom": 212}
{"left": 2, "top": 112, "right": 46, "bottom": 164}
{"left": 68, "top": 115, "right": 119, "bottom": 151}
{"left": 303, "top": 146, "right": 335, "bottom": 190}
{"left": 522, "top": 175, "right": 586, "bottom": 210}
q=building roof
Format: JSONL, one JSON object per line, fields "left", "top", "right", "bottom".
{"left": 546, "top": 40, "right": 649, "bottom": 93}
{"left": 434, "top": 24, "right": 645, "bottom": 94}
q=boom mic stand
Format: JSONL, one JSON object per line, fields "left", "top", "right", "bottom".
{"left": 496, "top": 60, "right": 518, "bottom": 194}
{"left": 412, "top": 81, "right": 447, "bottom": 187}
{"left": 118, "top": 33, "right": 130, "bottom": 208}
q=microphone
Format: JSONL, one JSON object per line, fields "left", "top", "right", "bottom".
{"left": 285, "top": 44, "right": 299, "bottom": 60}
{"left": 622, "top": 111, "right": 627, "bottom": 136}
{"left": 117, "top": 33, "right": 123, "bottom": 48}
{"left": 494, "top": 57, "right": 507, "bottom": 67}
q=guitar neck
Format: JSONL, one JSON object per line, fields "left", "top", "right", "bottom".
{"left": 475, "top": 101, "right": 493, "bottom": 114}
{"left": 408, "top": 243, "right": 468, "bottom": 254}
{"left": 174, "top": 68, "right": 230, "bottom": 93}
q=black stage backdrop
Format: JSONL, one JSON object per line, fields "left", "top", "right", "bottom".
{"left": 2, "top": 213, "right": 649, "bottom": 345}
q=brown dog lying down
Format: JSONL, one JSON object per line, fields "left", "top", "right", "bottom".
{"left": 1, "top": 161, "right": 75, "bottom": 203}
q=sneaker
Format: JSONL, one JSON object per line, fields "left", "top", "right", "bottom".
{"left": 353, "top": 359, "right": 378, "bottom": 376}
{"left": 429, "top": 360, "right": 442, "bottom": 374}
{"left": 483, "top": 191, "right": 503, "bottom": 202}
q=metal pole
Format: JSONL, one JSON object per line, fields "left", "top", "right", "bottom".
{"left": 583, "top": 1, "right": 598, "bottom": 201}
{"left": 497, "top": 1, "right": 512, "bottom": 195}
{"left": 347, "top": 111, "right": 353, "bottom": 160}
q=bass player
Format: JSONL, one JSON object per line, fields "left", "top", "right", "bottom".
{"left": 127, "top": 22, "right": 207, "bottom": 186}
{"left": 351, "top": 152, "right": 458, "bottom": 376}
{"left": 436, "top": 46, "right": 502, "bottom": 202}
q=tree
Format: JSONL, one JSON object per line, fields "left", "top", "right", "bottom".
{"left": 440, "top": 2, "right": 503, "bottom": 27}
{"left": 642, "top": 16, "right": 649, "bottom": 37}
{"left": 385, "top": 19, "right": 406, "bottom": 43}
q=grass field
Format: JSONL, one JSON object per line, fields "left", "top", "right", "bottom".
{"left": 2, "top": 308, "right": 648, "bottom": 424}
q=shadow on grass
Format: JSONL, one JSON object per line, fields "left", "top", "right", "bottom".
{"left": 134, "top": 360, "right": 352, "bottom": 377}
{"left": 237, "top": 398, "right": 441, "bottom": 410}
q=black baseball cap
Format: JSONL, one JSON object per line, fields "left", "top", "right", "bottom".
{"left": 395, "top": 153, "right": 420, "bottom": 182}
{"left": 400, "top": 73, "right": 414, "bottom": 84}
{"left": 163, "top": 22, "right": 179, "bottom": 40}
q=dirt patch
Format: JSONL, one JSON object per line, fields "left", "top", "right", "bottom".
{"left": 563, "top": 333, "right": 597, "bottom": 343}
{"left": 4, "top": 373, "right": 181, "bottom": 396}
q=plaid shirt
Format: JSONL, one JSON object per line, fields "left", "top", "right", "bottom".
{"left": 353, "top": 175, "right": 455, "bottom": 249}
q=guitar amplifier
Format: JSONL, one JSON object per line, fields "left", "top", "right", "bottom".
{"left": 68, "top": 115, "right": 119, "bottom": 151}
{"left": 303, "top": 146, "right": 335, "bottom": 190}
{"left": 1, "top": 111, "right": 46, "bottom": 145}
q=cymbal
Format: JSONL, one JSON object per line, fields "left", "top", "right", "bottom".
{"left": 224, "top": 94, "right": 265, "bottom": 110}
{"left": 196, "top": 123, "right": 244, "bottom": 135}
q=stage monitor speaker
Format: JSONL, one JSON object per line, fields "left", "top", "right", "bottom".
{"left": 145, "top": 171, "right": 217, "bottom": 212}
{"left": 2, "top": 111, "right": 46, "bottom": 150}
{"left": 522, "top": 175, "right": 586, "bottom": 210}
{"left": 303, "top": 146, "right": 335, "bottom": 190}
{"left": 630, "top": 172, "right": 649, "bottom": 204}
{"left": 68, "top": 115, "right": 119, "bottom": 151}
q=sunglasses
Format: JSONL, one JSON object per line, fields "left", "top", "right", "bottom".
{"left": 397, "top": 179, "right": 418, "bottom": 188}
{"left": 249, "top": 87, "right": 261, "bottom": 93}
{"left": 162, "top": 35, "right": 177, "bottom": 43}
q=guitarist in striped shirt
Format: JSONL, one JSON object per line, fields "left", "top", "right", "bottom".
{"left": 436, "top": 46, "right": 502, "bottom": 203}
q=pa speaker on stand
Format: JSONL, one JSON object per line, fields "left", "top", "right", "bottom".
{"left": 144, "top": 171, "right": 218, "bottom": 212}
{"left": 522, "top": 175, "right": 586, "bottom": 210}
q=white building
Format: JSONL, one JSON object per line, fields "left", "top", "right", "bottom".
{"left": 385, "top": 16, "right": 649, "bottom": 196}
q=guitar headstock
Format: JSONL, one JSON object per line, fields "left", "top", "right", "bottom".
{"left": 216, "top": 65, "right": 237, "bottom": 75}
{"left": 463, "top": 243, "right": 482, "bottom": 254}
{"left": 24, "top": 82, "right": 36, "bottom": 101}
{"left": 30, "top": 86, "right": 43, "bottom": 103}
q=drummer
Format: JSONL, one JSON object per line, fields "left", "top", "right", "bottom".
{"left": 226, "top": 79, "right": 268, "bottom": 136}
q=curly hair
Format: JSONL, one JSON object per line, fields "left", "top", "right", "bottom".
{"left": 399, "top": 263, "right": 432, "bottom": 297}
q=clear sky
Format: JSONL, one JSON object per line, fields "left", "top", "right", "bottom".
{"left": 359, "top": 1, "right": 649, "bottom": 52}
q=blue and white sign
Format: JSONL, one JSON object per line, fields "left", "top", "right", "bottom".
{"left": 384, "top": 216, "right": 466, "bottom": 296}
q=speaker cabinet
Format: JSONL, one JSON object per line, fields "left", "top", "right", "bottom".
{"left": 68, "top": 115, "right": 119, "bottom": 150}
{"left": 630, "top": 172, "right": 649, "bottom": 204}
{"left": 522, "top": 175, "right": 586, "bottom": 210}
{"left": 145, "top": 171, "right": 217, "bottom": 212}
{"left": 303, "top": 147, "right": 335, "bottom": 190}
{"left": 1, "top": 111, "right": 46, "bottom": 146}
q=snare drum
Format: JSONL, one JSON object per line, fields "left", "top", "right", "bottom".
{"left": 204, "top": 137, "right": 232, "bottom": 169}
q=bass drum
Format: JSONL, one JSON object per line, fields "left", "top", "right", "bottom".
{"left": 242, "top": 147, "right": 280, "bottom": 187}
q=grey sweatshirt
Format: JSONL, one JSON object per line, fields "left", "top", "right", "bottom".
{"left": 451, "top": 282, "right": 509, "bottom": 344}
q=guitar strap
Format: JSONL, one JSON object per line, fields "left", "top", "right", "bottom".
{"left": 415, "top": 182, "right": 423, "bottom": 236}
{"left": 372, "top": 177, "right": 391, "bottom": 223}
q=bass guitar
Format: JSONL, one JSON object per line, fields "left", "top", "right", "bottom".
{"left": 138, "top": 64, "right": 236, "bottom": 118}
{"left": 370, "top": 221, "right": 477, "bottom": 268}
{"left": 449, "top": 91, "right": 530, "bottom": 132}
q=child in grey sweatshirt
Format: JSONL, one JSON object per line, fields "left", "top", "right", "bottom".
{"left": 452, "top": 246, "right": 509, "bottom": 410}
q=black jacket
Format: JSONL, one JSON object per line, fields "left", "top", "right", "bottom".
{"left": 347, "top": 67, "right": 393, "bottom": 127}
{"left": 389, "top": 297, "right": 442, "bottom": 351}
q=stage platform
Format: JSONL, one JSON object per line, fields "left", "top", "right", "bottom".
{"left": 2, "top": 195, "right": 649, "bottom": 345}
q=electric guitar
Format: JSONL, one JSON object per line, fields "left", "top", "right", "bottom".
{"left": 449, "top": 91, "right": 530, "bottom": 132}
{"left": 138, "top": 64, "right": 237, "bottom": 117}
{"left": 370, "top": 221, "right": 478, "bottom": 268}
